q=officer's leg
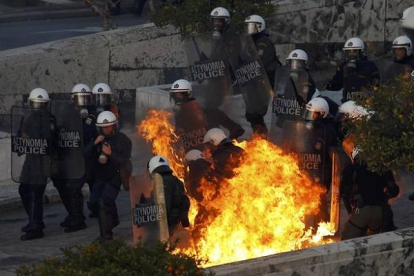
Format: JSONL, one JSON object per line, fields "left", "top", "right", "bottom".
{"left": 381, "top": 203, "right": 397, "bottom": 232}
{"left": 19, "top": 183, "right": 31, "bottom": 231}
{"left": 245, "top": 106, "right": 269, "bottom": 137}
{"left": 97, "top": 177, "right": 121, "bottom": 242}
{"left": 367, "top": 206, "right": 383, "bottom": 236}
{"left": 52, "top": 178, "right": 73, "bottom": 227}
{"left": 64, "top": 178, "right": 87, "bottom": 233}
{"left": 86, "top": 178, "right": 98, "bottom": 218}
{"left": 21, "top": 185, "right": 46, "bottom": 241}
{"left": 341, "top": 207, "right": 369, "bottom": 240}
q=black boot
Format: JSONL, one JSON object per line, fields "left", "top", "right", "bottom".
{"left": 59, "top": 215, "right": 73, "bottom": 228}
{"left": 21, "top": 188, "right": 45, "bottom": 240}
{"left": 54, "top": 180, "right": 74, "bottom": 227}
{"left": 22, "top": 221, "right": 45, "bottom": 233}
{"left": 97, "top": 199, "right": 114, "bottom": 242}
{"left": 64, "top": 192, "right": 86, "bottom": 233}
{"left": 21, "top": 230, "right": 44, "bottom": 241}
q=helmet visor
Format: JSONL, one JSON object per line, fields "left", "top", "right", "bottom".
{"left": 96, "top": 94, "right": 111, "bottom": 107}
{"left": 303, "top": 109, "right": 323, "bottom": 121}
{"left": 344, "top": 49, "right": 361, "bottom": 62}
{"left": 29, "top": 101, "right": 48, "bottom": 109}
{"left": 287, "top": 59, "right": 306, "bottom": 71}
{"left": 245, "top": 22, "right": 258, "bottom": 35}
{"left": 73, "top": 94, "right": 91, "bottom": 107}
{"left": 170, "top": 92, "right": 189, "bottom": 104}
{"left": 211, "top": 18, "right": 225, "bottom": 31}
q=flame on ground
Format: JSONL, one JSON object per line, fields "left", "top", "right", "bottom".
{"left": 138, "top": 109, "right": 335, "bottom": 267}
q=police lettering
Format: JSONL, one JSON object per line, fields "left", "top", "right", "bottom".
{"left": 235, "top": 61, "right": 262, "bottom": 85}
{"left": 58, "top": 131, "right": 81, "bottom": 148}
{"left": 273, "top": 98, "right": 302, "bottom": 116}
{"left": 298, "top": 153, "right": 322, "bottom": 170}
{"left": 346, "top": 91, "right": 372, "bottom": 101}
{"left": 133, "top": 204, "right": 165, "bottom": 226}
{"left": 180, "top": 127, "right": 207, "bottom": 149}
{"left": 11, "top": 136, "right": 48, "bottom": 155}
{"left": 191, "top": 61, "right": 226, "bottom": 81}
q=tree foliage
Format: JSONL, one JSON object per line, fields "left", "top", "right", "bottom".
{"left": 347, "top": 75, "right": 414, "bottom": 173}
{"left": 17, "top": 240, "right": 214, "bottom": 276}
{"left": 149, "top": 0, "right": 276, "bottom": 37}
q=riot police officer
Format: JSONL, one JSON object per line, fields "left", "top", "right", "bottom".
{"left": 147, "top": 155, "right": 190, "bottom": 236}
{"left": 340, "top": 148, "right": 399, "bottom": 240}
{"left": 85, "top": 111, "right": 132, "bottom": 242}
{"left": 392, "top": 35, "right": 414, "bottom": 68}
{"left": 243, "top": 15, "right": 281, "bottom": 136}
{"left": 184, "top": 149, "right": 214, "bottom": 202}
{"left": 170, "top": 79, "right": 244, "bottom": 152}
{"left": 60, "top": 83, "right": 97, "bottom": 233}
{"left": 202, "top": 128, "right": 245, "bottom": 180}
{"left": 325, "top": 37, "right": 380, "bottom": 103}
{"left": 19, "top": 88, "right": 56, "bottom": 240}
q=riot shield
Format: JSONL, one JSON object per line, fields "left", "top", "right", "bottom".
{"left": 281, "top": 120, "right": 327, "bottom": 186}
{"left": 11, "top": 106, "right": 54, "bottom": 184}
{"left": 225, "top": 33, "right": 272, "bottom": 114}
{"left": 269, "top": 67, "right": 309, "bottom": 145}
{"left": 130, "top": 174, "right": 169, "bottom": 245}
{"left": 377, "top": 60, "right": 411, "bottom": 86}
{"left": 173, "top": 100, "right": 210, "bottom": 152}
{"left": 185, "top": 32, "right": 233, "bottom": 109}
{"left": 50, "top": 100, "right": 84, "bottom": 179}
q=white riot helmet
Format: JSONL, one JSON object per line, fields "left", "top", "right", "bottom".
{"left": 92, "top": 83, "right": 112, "bottom": 107}
{"left": 392, "top": 35, "right": 412, "bottom": 58}
{"left": 147, "top": 155, "right": 171, "bottom": 174}
{"left": 203, "top": 128, "right": 227, "bottom": 146}
{"left": 170, "top": 79, "right": 193, "bottom": 104}
{"left": 185, "top": 150, "right": 205, "bottom": 163}
{"left": 71, "top": 83, "right": 92, "bottom": 107}
{"left": 286, "top": 49, "right": 308, "bottom": 70}
{"left": 244, "top": 15, "right": 265, "bottom": 35}
{"left": 303, "top": 97, "right": 329, "bottom": 121}
{"left": 338, "top": 100, "right": 369, "bottom": 120}
{"left": 401, "top": 6, "right": 414, "bottom": 30}
{"left": 96, "top": 111, "right": 118, "bottom": 127}
{"left": 343, "top": 37, "right": 365, "bottom": 62}
{"left": 28, "top": 88, "right": 50, "bottom": 109}
{"left": 210, "top": 7, "right": 230, "bottom": 32}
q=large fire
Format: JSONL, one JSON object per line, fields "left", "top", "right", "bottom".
{"left": 138, "top": 109, "right": 335, "bottom": 267}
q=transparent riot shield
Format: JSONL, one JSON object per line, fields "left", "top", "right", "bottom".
{"left": 11, "top": 106, "right": 54, "bottom": 184}
{"left": 269, "top": 67, "right": 309, "bottom": 145}
{"left": 281, "top": 120, "right": 327, "bottom": 186}
{"left": 377, "top": 60, "right": 411, "bottom": 86}
{"left": 225, "top": 33, "right": 272, "bottom": 114}
{"left": 185, "top": 32, "right": 233, "bottom": 109}
{"left": 50, "top": 100, "right": 85, "bottom": 179}
{"left": 130, "top": 174, "right": 169, "bottom": 245}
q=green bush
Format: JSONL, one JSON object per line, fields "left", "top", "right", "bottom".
{"left": 149, "top": 0, "right": 276, "bottom": 37}
{"left": 347, "top": 77, "right": 414, "bottom": 173}
{"left": 17, "top": 240, "right": 214, "bottom": 276}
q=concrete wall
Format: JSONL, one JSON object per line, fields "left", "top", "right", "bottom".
{"left": 0, "top": 0, "right": 413, "bottom": 121}
{"left": 209, "top": 227, "right": 414, "bottom": 276}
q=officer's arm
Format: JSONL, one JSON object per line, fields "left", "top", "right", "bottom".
{"left": 83, "top": 138, "right": 97, "bottom": 157}
{"left": 340, "top": 164, "right": 355, "bottom": 198}
{"left": 384, "top": 170, "right": 399, "bottom": 199}
{"left": 110, "top": 135, "right": 132, "bottom": 166}
{"left": 325, "top": 66, "right": 344, "bottom": 91}
{"left": 213, "top": 109, "right": 245, "bottom": 139}
{"left": 370, "top": 63, "right": 381, "bottom": 88}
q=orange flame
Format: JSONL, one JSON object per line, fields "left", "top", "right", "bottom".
{"left": 138, "top": 110, "right": 335, "bottom": 267}
{"left": 138, "top": 109, "right": 185, "bottom": 178}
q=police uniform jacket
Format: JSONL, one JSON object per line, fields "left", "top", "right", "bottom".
{"left": 85, "top": 131, "right": 132, "bottom": 182}
{"left": 211, "top": 139, "right": 245, "bottom": 179}
{"left": 325, "top": 56, "right": 380, "bottom": 102}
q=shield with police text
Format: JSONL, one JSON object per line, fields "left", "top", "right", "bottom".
{"left": 185, "top": 32, "right": 233, "bottom": 109}
{"left": 281, "top": 120, "right": 328, "bottom": 187}
{"left": 130, "top": 173, "right": 169, "bottom": 245}
{"left": 269, "top": 67, "right": 309, "bottom": 145}
{"left": 50, "top": 100, "right": 85, "bottom": 179}
{"left": 11, "top": 106, "right": 54, "bottom": 184}
{"left": 225, "top": 33, "right": 272, "bottom": 114}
